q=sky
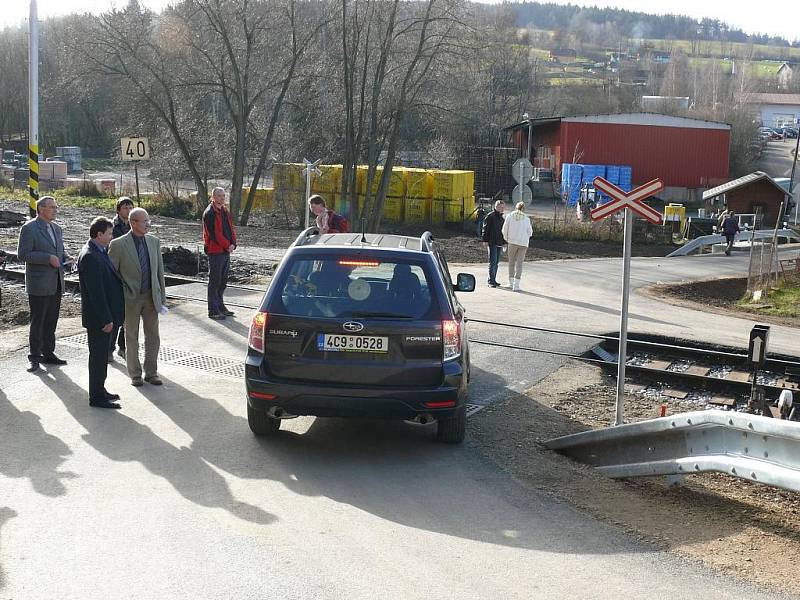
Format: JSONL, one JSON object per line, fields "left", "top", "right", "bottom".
{"left": 1, "top": 0, "right": 798, "bottom": 42}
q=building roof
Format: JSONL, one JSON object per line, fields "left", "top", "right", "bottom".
{"left": 741, "top": 93, "right": 800, "bottom": 106}
{"left": 702, "top": 171, "right": 790, "bottom": 201}
{"left": 503, "top": 113, "right": 730, "bottom": 132}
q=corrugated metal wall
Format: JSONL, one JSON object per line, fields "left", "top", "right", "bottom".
{"left": 559, "top": 122, "right": 730, "bottom": 188}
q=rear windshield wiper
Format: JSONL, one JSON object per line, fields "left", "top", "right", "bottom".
{"left": 349, "top": 311, "right": 412, "bottom": 319}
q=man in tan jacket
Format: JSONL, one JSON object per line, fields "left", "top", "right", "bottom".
{"left": 108, "top": 207, "right": 167, "bottom": 386}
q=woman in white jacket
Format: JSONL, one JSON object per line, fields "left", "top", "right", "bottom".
{"left": 501, "top": 202, "right": 533, "bottom": 291}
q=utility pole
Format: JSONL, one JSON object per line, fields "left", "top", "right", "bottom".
{"left": 28, "top": 0, "right": 39, "bottom": 218}
{"left": 789, "top": 126, "right": 800, "bottom": 225}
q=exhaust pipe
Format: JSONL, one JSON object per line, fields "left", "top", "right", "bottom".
{"left": 405, "top": 413, "right": 435, "bottom": 426}
{"left": 267, "top": 406, "right": 297, "bottom": 419}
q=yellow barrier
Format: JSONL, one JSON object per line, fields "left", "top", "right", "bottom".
{"left": 243, "top": 186, "right": 274, "bottom": 210}
{"left": 405, "top": 198, "right": 431, "bottom": 224}
{"left": 432, "top": 170, "right": 474, "bottom": 200}
{"left": 405, "top": 168, "right": 433, "bottom": 199}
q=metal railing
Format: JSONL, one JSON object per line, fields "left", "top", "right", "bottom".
{"left": 545, "top": 410, "right": 800, "bottom": 492}
{"left": 667, "top": 229, "right": 800, "bottom": 257}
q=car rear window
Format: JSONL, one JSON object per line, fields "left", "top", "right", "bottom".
{"left": 268, "top": 255, "right": 440, "bottom": 319}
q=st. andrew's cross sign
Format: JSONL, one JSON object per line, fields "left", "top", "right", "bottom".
{"left": 590, "top": 177, "right": 664, "bottom": 224}
{"left": 589, "top": 175, "right": 664, "bottom": 425}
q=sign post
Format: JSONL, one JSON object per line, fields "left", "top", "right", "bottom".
{"left": 121, "top": 137, "right": 150, "bottom": 205}
{"left": 28, "top": 0, "right": 39, "bottom": 218}
{"left": 591, "top": 177, "right": 664, "bottom": 425}
{"left": 511, "top": 157, "right": 533, "bottom": 204}
{"left": 303, "top": 158, "right": 322, "bottom": 229}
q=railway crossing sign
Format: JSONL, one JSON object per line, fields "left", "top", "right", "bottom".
{"left": 590, "top": 177, "right": 663, "bottom": 224}
{"left": 590, "top": 175, "right": 665, "bottom": 426}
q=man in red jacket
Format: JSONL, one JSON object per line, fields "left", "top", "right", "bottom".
{"left": 202, "top": 187, "right": 237, "bottom": 320}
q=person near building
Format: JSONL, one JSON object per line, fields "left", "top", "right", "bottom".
{"left": 202, "top": 187, "right": 237, "bottom": 320}
{"left": 77, "top": 217, "right": 125, "bottom": 408}
{"left": 721, "top": 211, "right": 740, "bottom": 256}
{"left": 481, "top": 200, "right": 506, "bottom": 288}
{"left": 308, "top": 195, "right": 350, "bottom": 233}
{"left": 108, "top": 207, "right": 167, "bottom": 387}
{"left": 501, "top": 202, "right": 533, "bottom": 292}
{"left": 16, "top": 196, "right": 72, "bottom": 373}
{"left": 110, "top": 196, "right": 134, "bottom": 359}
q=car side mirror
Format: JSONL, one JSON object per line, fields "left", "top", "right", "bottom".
{"left": 454, "top": 273, "right": 475, "bottom": 292}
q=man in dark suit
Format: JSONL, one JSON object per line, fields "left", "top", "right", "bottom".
{"left": 16, "top": 196, "right": 72, "bottom": 373}
{"left": 77, "top": 217, "right": 125, "bottom": 409}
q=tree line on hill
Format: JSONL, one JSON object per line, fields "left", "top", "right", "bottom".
{"left": 0, "top": 0, "right": 790, "bottom": 229}
{"left": 512, "top": 1, "right": 798, "bottom": 48}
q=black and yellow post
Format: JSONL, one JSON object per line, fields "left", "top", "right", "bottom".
{"left": 28, "top": 144, "right": 38, "bottom": 217}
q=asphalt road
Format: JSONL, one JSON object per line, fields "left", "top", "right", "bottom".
{"left": 2, "top": 251, "right": 797, "bottom": 598}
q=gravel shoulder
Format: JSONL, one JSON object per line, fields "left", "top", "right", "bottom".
{"left": 469, "top": 361, "right": 800, "bottom": 597}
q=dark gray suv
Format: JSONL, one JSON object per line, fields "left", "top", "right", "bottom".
{"left": 245, "top": 229, "right": 475, "bottom": 443}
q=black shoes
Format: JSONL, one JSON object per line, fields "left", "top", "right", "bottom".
{"left": 27, "top": 361, "right": 41, "bottom": 373}
{"left": 209, "top": 313, "right": 226, "bottom": 320}
{"left": 221, "top": 308, "right": 235, "bottom": 316}
{"left": 89, "top": 399, "right": 121, "bottom": 409}
{"left": 487, "top": 281, "right": 500, "bottom": 288}
{"left": 41, "top": 355, "right": 67, "bottom": 365}
{"left": 105, "top": 391, "right": 121, "bottom": 400}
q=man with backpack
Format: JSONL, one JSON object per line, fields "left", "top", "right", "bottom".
{"left": 309, "top": 195, "right": 350, "bottom": 233}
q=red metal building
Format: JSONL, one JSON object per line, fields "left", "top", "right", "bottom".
{"left": 504, "top": 113, "right": 731, "bottom": 192}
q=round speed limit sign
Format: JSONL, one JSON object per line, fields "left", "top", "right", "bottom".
{"left": 121, "top": 137, "right": 150, "bottom": 161}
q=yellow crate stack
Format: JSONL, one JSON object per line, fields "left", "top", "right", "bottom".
{"left": 405, "top": 168, "right": 433, "bottom": 199}
{"left": 311, "top": 164, "right": 342, "bottom": 198}
{"left": 431, "top": 170, "right": 474, "bottom": 224}
{"left": 272, "top": 163, "right": 305, "bottom": 193}
{"left": 242, "top": 186, "right": 274, "bottom": 210}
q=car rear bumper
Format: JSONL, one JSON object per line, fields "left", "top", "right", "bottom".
{"left": 245, "top": 357, "right": 466, "bottom": 420}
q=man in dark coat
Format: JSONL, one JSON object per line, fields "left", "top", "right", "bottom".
{"left": 721, "top": 211, "right": 740, "bottom": 256}
{"left": 77, "top": 217, "right": 125, "bottom": 408}
{"left": 481, "top": 200, "right": 506, "bottom": 287}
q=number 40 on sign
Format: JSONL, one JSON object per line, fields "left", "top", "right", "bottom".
{"left": 121, "top": 137, "right": 150, "bottom": 161}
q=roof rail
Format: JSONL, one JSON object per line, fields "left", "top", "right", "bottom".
{"left": 420, "top": 231, "right": 434, "bottom": 252}
{"left": 292, "top": 226, "right": 320, "bottom": 247}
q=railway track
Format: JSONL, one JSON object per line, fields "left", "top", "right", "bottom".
{"left": 467, "top": 318, "right": 800, "bottom": 412}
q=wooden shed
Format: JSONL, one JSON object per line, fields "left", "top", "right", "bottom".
{"left": 702, "top": 171, "right": 790, "bottom": 227}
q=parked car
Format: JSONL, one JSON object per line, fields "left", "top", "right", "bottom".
{"left": 245, "top": 229, "right": 476, "bottom": 443}
{"left": 779, "top": 127, "right": 798, "bottom": 139}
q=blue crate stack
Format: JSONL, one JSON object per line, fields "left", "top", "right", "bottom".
{"left": 561, "top": 163, "right": 633, "bottom": 205}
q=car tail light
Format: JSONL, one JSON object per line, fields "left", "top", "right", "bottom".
{"left": 249, "top": 391, "right": 276, "bottom": 401}
{"left": 248, "top": 311, "right": 269, "bottom": 352}
{"left": 442, "top": 319, "right": 461, "bottom": 361}
{"left": 424, "top": 400, "right": 456, "bottom": 409}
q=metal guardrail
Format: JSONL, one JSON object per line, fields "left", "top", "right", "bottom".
{"left": 545, "top": 410, "right": 800, "bottom": 492}
{"left": 667, "top": 229, "right": 800, "bottom": 257}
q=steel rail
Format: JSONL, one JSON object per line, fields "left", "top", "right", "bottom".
{"left": 467, "top": 317, "right": 800, "bottom": 368}
{"left": 545, "top": 410, "right": 800, "bottom": 493}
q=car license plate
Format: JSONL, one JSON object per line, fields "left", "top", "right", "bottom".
{"left": 317, "top": 334, "right": 388, "bottom": 353}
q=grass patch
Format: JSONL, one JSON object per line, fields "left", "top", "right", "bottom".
{"left": 738, "top": 281, "right": 800, "bottom": 318}
{"left": 0, "top": 189, "right": 117, "bottom": 211}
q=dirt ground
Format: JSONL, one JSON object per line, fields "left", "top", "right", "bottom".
{"left": 645, "top": 276, "right": 800, "bottom": 328}
{"left": 469, "top": 361, "right": 800, "bottom": 597}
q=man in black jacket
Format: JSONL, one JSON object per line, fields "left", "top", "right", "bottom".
{"left": 481, "top": 200, "right": 506, "bottom": 287}
{"left": 109, "top": 197, "right": 133, "bottom": 359}
{"left": 77, "top": 217, "right": 125, "bottom": 408}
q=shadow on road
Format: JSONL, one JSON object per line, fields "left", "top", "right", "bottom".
{"left": 0, "top": 507, "right": 17, "bottom": 591}
{"left": 512, "top": 290, "right": 678, "bottom": 327}
{"left": 132, "top": 375, "right": 706, "bottom": 557}
{"left": 0, "top": 389, "right": 76, "bottom": 497}
{"left": 38, "top": 370, "right": 276, "bottom": 527}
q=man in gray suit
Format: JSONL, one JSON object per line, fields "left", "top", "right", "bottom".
{"left": 108, "top": 207, "right": 167, "bottom": 387}
{"left": 17, "top": 196, "right": 72, "bottom": 373}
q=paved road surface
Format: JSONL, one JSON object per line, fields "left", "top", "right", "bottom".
{"left": 1, "top": 252, "right": 797, "bottom": 599}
